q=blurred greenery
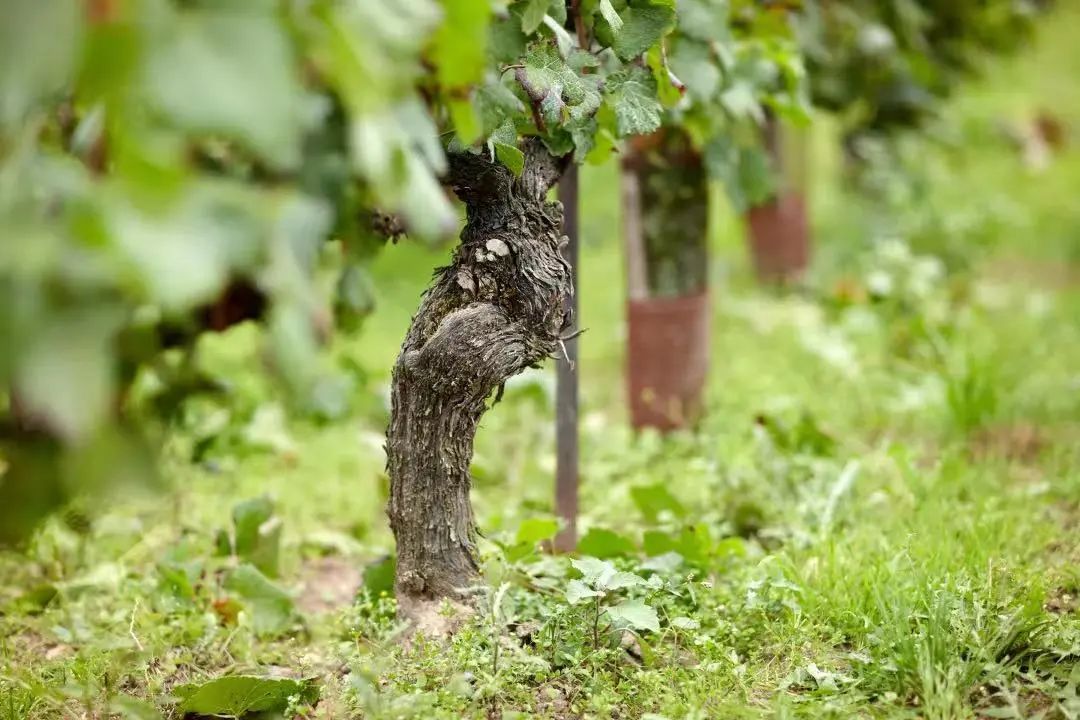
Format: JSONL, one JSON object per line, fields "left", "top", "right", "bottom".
{"left": 1, "top": 0, "right": 1080, "bottom": 718}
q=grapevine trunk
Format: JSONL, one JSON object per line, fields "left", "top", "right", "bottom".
{"left": 385, "top": 142, "right": 570, "bottom": 631}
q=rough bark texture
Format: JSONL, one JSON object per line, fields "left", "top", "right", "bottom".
{"left": 386, "top": 141, "right": 569, "bottom": 630}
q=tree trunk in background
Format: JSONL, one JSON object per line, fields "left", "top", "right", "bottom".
{"left": 622, "top": 129, "right": 710, "bottom": 431}
{"left": 386, "top": 141, "right": 569, "bottom": 632}
{"left": 746, "top": 114, "right": 811, "bottom": 283}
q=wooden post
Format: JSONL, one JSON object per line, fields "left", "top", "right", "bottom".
{"left": 554, "top": 163, "right": 579, "bottom": 552}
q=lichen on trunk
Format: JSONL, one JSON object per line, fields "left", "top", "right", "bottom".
{"left": 385, "top": 141, "right": 569, "bottom": 630}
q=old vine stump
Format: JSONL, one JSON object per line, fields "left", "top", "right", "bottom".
{"left": 386, "top": 141, "right": 570, "bottom": 631}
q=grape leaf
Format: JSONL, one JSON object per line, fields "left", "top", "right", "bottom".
{"left": 0, "top": 0, "right": 81, "bottom": 129}
{"left": 14, "top": 307, "right": 122, "bottom": 442}
{"left": 605, "top": 67, "right": 662, "bottom": 137}
{"left": 676, "top": 0, "right": 730, "bottom": 43}
{"left": 612, "top": 2, "right": 676, "bottom": 61}
{"left": 143, "top": 5, "right": 305, "bottom": 170}
{"left": 598, "top": 0, "right": 624, "bottom": 33}
{"left": 521, "top": 0, "right": 549, "bottom": 34}
{"left": 432, "top": 0, "right": 492, "bottom": 90}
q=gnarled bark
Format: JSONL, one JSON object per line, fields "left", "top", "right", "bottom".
{"left": 386, "top": 141, "right": 569, "bottom": 629}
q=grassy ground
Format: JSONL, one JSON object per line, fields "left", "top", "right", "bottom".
{"left": 3, "top": 7, "right": 1080, "bottom": 720}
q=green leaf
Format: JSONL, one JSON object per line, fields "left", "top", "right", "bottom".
{"left": 629, "top": 482, "right": 686, "bottom": 524}
{"left": 566, "top": 579, "right": 603, "bottom": 604}
{"left": 516, "top": 517, "right": 560, "bottom": 544}
{"left": 475, "top": 80, "right": 526, "bottom": 136}
{"left": 602, "top": 571, "right": 646, "bottom": 591}
{"left": 489, "top": 14, "right": 528, "bottom": 65}
{"left": 449, "top": 96, "right": 481, "bottom": 145}
{"left": 350, "top": 100, "right": 456, "bottom": 239}
{"left": 433, "top": 0, "right": 492, "bottom": 89}
{"left": 612, "top": 2, "right": 676, "bottom": 61}
{"left": 598, "top": 0, "right": 624, "bottom": 33}
{"left": 174, "top": 676, "right": 318, "bottom": 716}
{"left": 641, "top": 551, "right": 683, "bottom": 573}
{"left": 669, "top": 42, "right": 721, "bottom": 101}
{"left": 494, "top": 141, "right": 526, "bottom": 177}
{"left": 14, "top": 307, "right": 123, "bottom": 442}
{"left": 143, "top": 5, "right": 305, "bottom": 170}
{"left": 109, "top": 696, "right": 163, "bottom": 720}
{"left": 335, "top": 262, "right": 377, "bottom": 330}
{"left": 225, "top": 564, "right": 296, "bottom": 637}
{"left": 576, "top": 527, "right": 636, "bottom": 558}
{"left": 643, "top": 524, "right": 712, "bottom": 565}
{"left": 0, "top": 0, "right": 81, "bottom": 129}
{"left": 606, "top": 598, "right": 660, "bottom": 632}
{"left": 363, "top": 555, "right": 396, "bottom": 596}
{"left": 676, "top": 0, "right": 730, "bottom": 43}
{"left": 231, "top": 496, "right": 282, "bottom": 578}
{"left": 605, "top": 67, "right": 662, "bottom": 137}
{"left": 523, "top": 45, "right": 602, "bottom": 120}
{"left": 521, "top": 0, "right": 549, "bottom": 34}
{"left": 571, "top": 556, "right": 616, "bottom": 585}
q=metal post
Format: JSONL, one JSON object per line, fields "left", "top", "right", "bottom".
{"left": 554, "top": 163, "right": 580, "bottom": 552}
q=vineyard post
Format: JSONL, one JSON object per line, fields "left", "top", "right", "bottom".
{"left": 554, "top": 163, "right": 580, "bottom": 553}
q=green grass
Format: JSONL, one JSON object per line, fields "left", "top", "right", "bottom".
{"left": 4, "top": 6, "right": 1080, "bottom": 720}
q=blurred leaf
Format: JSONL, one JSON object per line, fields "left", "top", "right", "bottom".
{"left": 606, "top": 598, "right": 659, "bottom": 632}
{"left": 224, "top": 564, "right": 295, "bottom": 637}
{"left": 629, "top": 482, "right": 686, "bottom": 524}
{"left": 0, "top": 0, "right": 81, "bottom": 129}
{"left": 13, "top": 583, "right": 58, "bottom": 615}
{"left": 516, "top": 517, "right": 559, "bottom": 544}
{"left": 570, "top": 556, "right": 616, "bottom": 586}
{"left": 109, "top": 696, "right": 163, "bottom": 720}
{"left": 521, "top": 0, "right": 549, "bottom": 34}
{"left": 641, "top": 552, "right": 683, "bottom": 573}
{"left": 565, "top": 579, "right": 602, "bottom": 604}
{"left": 305, "top": 372, "right": 354, "bottom": 422}
{"left": 603, "top": 571, "right": 646, "bottom": 590}
{"left": 157, "top": 560, "right": 201, "bottom": 603}
{"left": 676, "top": 0, "right": 729, "bottom": 42}
{"left": 232, "top": 496, "right": 281, "bottom": 577}
{"left": 0, "top": 437, "right": 64, "bottom": 546}
{"left": 433, "top": 0, "right": 492, "bottom": 90}
{"left": 14, "top": 307, "right": 123, "bottom": 442}
{"left": 174, "top": 675, "right": 318, "bottom": 716}
{"left": 577, "top": 527, "right": 636, "bottom": 558}
{"left": 241, "top": 404, "right": 296, "bottom": 456}
{"left": 362, "top": 554, "right": 396, "bottom": 596}
{"left": 612, "top": 1, "right": 676, "bottom": 61}
{"left": 143, "top": 4, "right": 305, "bottom": 170}
{"left": 449, "top": 96, "right": 481, "bottom": 145}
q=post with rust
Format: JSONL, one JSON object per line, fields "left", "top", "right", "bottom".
{"left": 554, "top": 164, "right": 579, "bottom": 552}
